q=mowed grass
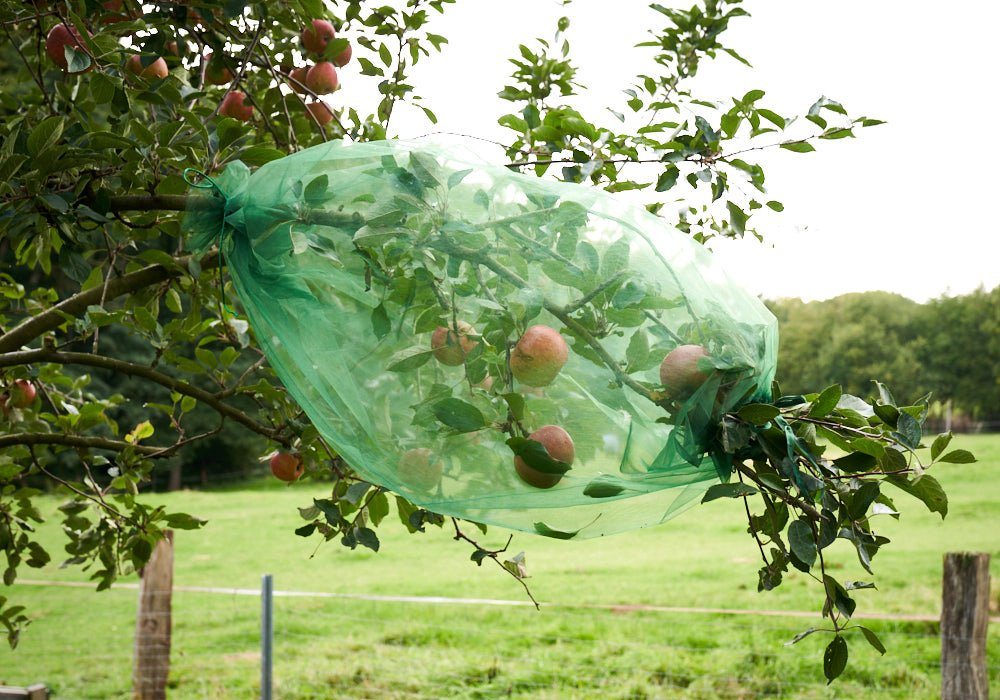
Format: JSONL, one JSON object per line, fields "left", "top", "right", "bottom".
{"left": 1, "top": 434, "right": 998, "bottom": 699}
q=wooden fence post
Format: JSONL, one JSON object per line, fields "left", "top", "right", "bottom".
{"left": 133, "top": 530, "right": 174, "bottom": 700}
{"left": 941, "top": 551, "right": 990, "bottom": 700}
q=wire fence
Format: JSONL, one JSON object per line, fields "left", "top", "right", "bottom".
{"left": 3, "top": 578, "right": 998, "bottom": 699}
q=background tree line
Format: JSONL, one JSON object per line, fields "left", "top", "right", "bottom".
{"left": 768, "top": 286, "right": 999, "bottom": 427}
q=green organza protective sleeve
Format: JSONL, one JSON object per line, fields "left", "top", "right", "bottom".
{"left": 184, "top": 139, "right": 778, "bottom": 539}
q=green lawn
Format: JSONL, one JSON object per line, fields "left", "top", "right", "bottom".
{"left": 2, "top": 434, "right": 998, "bottom": 699}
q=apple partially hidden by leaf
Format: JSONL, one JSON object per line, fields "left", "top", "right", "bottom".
{"left": 508, "top": 425, "right": 574, "bottom": 489}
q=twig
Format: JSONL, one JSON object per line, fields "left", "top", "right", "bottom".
{"left": 451, "top": 518, "right": 539, "bottom": 610}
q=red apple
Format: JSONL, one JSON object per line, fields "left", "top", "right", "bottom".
{"left": 659, "top": 344, "right": 710, "bottom": 400}
{"left": 306, "top": 100, "right": 336, "bottom": 126}
{"left": 333, "top": 42, "right": 352, "bottom": 67}
{"left": 218, "top": 91, "right": 253, "bottom": 121}
{"left": 8, "top": 380, "right": 37, "bottom": 409}
{"left": 514, "top": 425, "right": 574, "bottom": 489}
{"left": 305, "top": 61, "right": 339, "bottom": 94}
{"left": 46, "top": 24, "right": 91, "bottom": 73}
{"left": 204, "top": 53, "right": 233, "bottom": 85}
{"left": 397, "top": 448, "right": 442, "bottom": 491}
{"left": 288, "top": 66, "right": 309, "bottom": 94}
{"left": 301, "top": 19, "right": 335, "bottom": 55}
{"left": 431, "top": 321, "right": 478, "bottom": 366}
{"left": 270, "top": 452, "right": 303, "bottom": 482}
{"left": 510, "top": 325, "right": 569, "bottom": 387}
{"left": 127, "top": 55, "right": 168, "bottom": 80}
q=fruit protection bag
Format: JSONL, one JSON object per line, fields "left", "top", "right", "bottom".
{"left": 184, "top": 139, "right": 778, "bottom": 538}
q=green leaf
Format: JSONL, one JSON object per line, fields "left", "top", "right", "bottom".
{"left": 823, "top": 635, "right": 848, "bottom": 683}
{"left": 888, "top": 474, "right": 948, "bottom": 518}
{"left": 447, "top": 169, "right": 473, "bottom": 189}
{"left": 163, "top": 513, "right": 206, "bottom": 530}
{"left": 533, "top": 522, "right": 581, "bottom": 540}
{"left": 938, "top": 449, "right": 975, "bottom": 464}
{"left": 833, "top": 452, "right": 877, "bottom": 473}
{"left": 371, "top": 303, "right": 390, "bottom": 340}
{"left": 655, "top": 165, "right": 679, "bottom": 192}
{"left": 780, "top": 141, "right": 815, "bottom": 153}
{"left": 387, "top": 347, "right": 433, "bottom": 372}
{"left": 625, "top": 330, "right": 649, "bottom": 371}
{"left": 785, "top": 627, "right": 819, "bottom": 645}
{"left": 857, "top": 626, "right": 886, "bottom": 655}
{"left": 787, "top": 519, "right": 816, "bottom": 568}
{"left": 736, "top": 403, "right": 779, "bottom": 426}
{"left": 355, "top": 527, "right": 380, "bottom": 552}
{"left": 236, "top": 147, "right": 285, "bottom": 166}
{"left": 895, "top": 411, "right": 921, "bottom": 449}
{"left": 27, "top": 116, "right": 64, "bottom": 157}
{"left": 65, "top": 45, "right": 91, "bottom": 74}
{"left": 506, "top": 437, "right": 571, "bottom": 475}
{"left": 809, "top": 384, "right": 842, "bottom": 418}
{"left": 432, "top": 398, "right": 486, "bottom": 433}
{"left": 930, "top": 432, "right": 953, "bottom": 461}
{"left": 726, "top": 201, "right": 748, "bottom": 235}
{"left": 500, "top": 393, "right": 525, "bottom": 421}
{"left": 583, "top": 476, "right": 626, "bottom": 498}
{"left": 295, "top": 523, "right": 316, "bottom": 537}
{"left": 702, "top": 482, "right": 758, "bottom": 503}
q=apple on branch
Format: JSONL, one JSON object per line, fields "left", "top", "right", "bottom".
{"left": 510, "top": 325, "right": 568, "bottom": 387}
{"left": 659, "top": 344, "right": 711, "bottom": 400}
{"left": 431, "top": 321, "right": 478, "bottom": 366}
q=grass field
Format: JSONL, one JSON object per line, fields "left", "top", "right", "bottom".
{"left": 1, "top": 434, "right": 998, "bottom": 699}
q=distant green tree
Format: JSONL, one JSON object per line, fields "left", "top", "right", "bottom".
{"left": 916, "top": 287, "right": 999, "bottom": 420}
{"left": 768, "top": 292, "right": 924, "bottom": 401}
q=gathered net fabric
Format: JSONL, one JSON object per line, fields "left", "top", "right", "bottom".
{"left": 184, "top": 140, "right": 778, "bottom": 538}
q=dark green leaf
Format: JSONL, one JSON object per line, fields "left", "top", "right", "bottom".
{"left": 163, "top": 513, "right": 206, "bottom": 530}
{"left": 702, "top": 482, "right": 758, "bottom": 503}
{"left": 833, "top": 452, "right": 877, "bottom": 473}
{"left": 533, "top": 522, "right": 581, "bottom": 540}
{"left": 387, "top": 347, "right": 433, "bottom": 372}
{"left": 930, "top": 432, "right": 952, "bottom": 461}
{"left": 938, "top": 449, "right": 975, "bottom": 464}
{"left": 809, "top": 385, "right": 842, "bottom": 418}
{"left": 895, "top": 411, "right": 921, "bottom": 449}
{"left": 823, "top": 635, "right": 848, "bottom": 683}
{"left": 736, "top": 403, "right": 779, "bottom": 426}
{"left": 887, "top": 474, "right": 948, "bottom": 518}
{"left": 583, "top": 476, "right": 626, "bottom": 498}
{"left": 506, "top": 437, "right": 571, "bottom": 475}
{"left": 432, "top": 398, "right": 486, "bottom": 433}
{"left": 371, "top": 303, "right": 390, "bottom": 340}
{"left": 787, "top": 519, "right": 816, "bottom": 568}
{"left": 857, "top": 626, "right": 886, "bottom": 655}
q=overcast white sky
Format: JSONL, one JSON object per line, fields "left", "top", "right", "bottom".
{"left": 372, "top": 1, "right": 1000, "bottom": 302}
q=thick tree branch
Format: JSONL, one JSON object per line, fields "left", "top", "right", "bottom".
{"left": 0, "top": 432, "right": 162, "bottom": 455}
{"left": 0, "top": 349, "right": 286, "bottom": 444}
{"left": 0, "top": 251, "right": 215, "bottom": 353}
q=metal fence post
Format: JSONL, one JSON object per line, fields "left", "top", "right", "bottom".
{"left": 261, "top": 574, "right": 273, "bottom": 700}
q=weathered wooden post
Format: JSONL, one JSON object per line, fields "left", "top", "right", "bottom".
{"left": 941, "top": 551, "right": 990, "bottom": 700}
{"left": 133, "top": 530, "right": 174, "bottom": 700}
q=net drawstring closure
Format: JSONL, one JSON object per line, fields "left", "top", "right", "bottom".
{"left": 183, "top": 167, "right": 239, "bottom": 318}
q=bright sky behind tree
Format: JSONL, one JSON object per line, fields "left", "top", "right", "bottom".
{"left": 376, "top": 0, "right": 999, "bottom": 302}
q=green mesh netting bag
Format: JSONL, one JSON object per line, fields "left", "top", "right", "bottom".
{"left": 184, "top": 139, "right": 778, "bottom": 538}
